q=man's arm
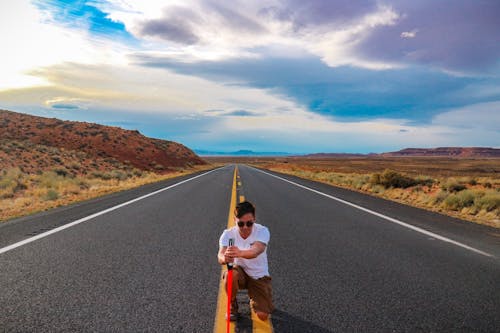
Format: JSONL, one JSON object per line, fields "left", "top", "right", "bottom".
{"left": 226, "top": 241, "right": 266, "bottom": 260}
{"left": 217, "top": 245, "right": 229, "bottom": 265}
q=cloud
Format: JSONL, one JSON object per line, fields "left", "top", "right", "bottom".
{"left": 400, "top": 29, "right": 418, "bottom": 38}
{"left": 94, "top": 0, "right": 500, "bottom": 74}
{"left": 95, "top": 0, "right": 401, "bottom": 69}
{"left": 132, "top": 52, "right": 494, "bottom": 124}
{"left": 138, "top": 6, "right": 200, "bottom": 44}
{"left": 432, "top": 101, "right": 500, "bottom": 132}
{"left": 222, "top": 110, "right": 260, "bottom": 117}
{"left": 0, "top": 0, "right": 132, "bottom": 91}
{"left": 355, "top": 1, "right": 500, "bottom": 74}
{"left": 51, "top": 103, "right": 80, "bottom": 109}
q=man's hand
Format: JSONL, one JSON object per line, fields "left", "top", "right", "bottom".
{"left": 225, "top": 245, "right": 241, "bottom": 261}
{"left": 218, "top": 245, "right": 239, "bottom": 265}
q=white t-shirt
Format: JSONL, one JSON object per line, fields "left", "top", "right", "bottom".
{"left": 219, "top": 223, "right": 270, "bottom": 279}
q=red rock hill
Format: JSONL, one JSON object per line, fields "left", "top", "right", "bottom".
{"left": 0, "top": 110, "right": 206, "bottom": 172}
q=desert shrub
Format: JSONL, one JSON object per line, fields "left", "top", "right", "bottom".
{"left": 153, "top": 163, "right": 165, "bottom": 171}
{"left": 132, "top": 169, "right": 143, "bottom": 177}
{"left": 69, "top": 162, "right": 81, "bottom": 170}
{"left": 39, "top": 171, "right": 63, "bottom": 188}
{"left": 415, "top": 176, "right": 434, "bottom": 186}
{"left": 441, "top": 179, "right": 466, "bottom": 192}
{"left": 475, "top": 193, "right": 500, "bottom": 212}
{"left": 91, "top": 171, "right": 112, "bottom": 180}
{"left": 0, "top": 168, "right": 27, "bottom": 197}
{"left": 484, "top": 182, "right": 492, "bottom": 189}
{"left": 52, "top": 168, "right": 70, "bottom": 177}
{"left": 432, "top": 190, "right": 449, "bottom": 205}
{"left": 370, "top": 169, "right": 418, "bottom": 189}
{"left": 468, "top": 178, "right": 477, "bottom": 186}
{"left": 443, "top": 190, "right": 475, "bottom": 210}
{"left": 110, "top": 170, "right": 127, "bottom": 181}
{"left": 371, "top": 184, "right": 386, "bottom": 194}
{"left": 45, "top": 189, "right": 59, "bottom": 201}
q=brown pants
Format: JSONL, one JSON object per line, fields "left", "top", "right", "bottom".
{"left": 222, "top": 265, "right": 274, "bottom": 314}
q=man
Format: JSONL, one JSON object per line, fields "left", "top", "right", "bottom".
{"left": 218, "top": 201, "right": 274, "bottom": 321}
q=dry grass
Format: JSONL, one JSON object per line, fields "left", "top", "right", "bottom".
{"left": 205, "top": 156, "right": 500, "bottom": 228}
{"left": 0, "top": 163, "right": 221, "bottom": 222}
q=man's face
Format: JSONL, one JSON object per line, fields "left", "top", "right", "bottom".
{"left": 235, "top": 212, "right": 255, "bottom": 238}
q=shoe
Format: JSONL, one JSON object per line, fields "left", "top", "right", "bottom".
{"left": 225, "top": 312, "right": 238, "bottom": 321}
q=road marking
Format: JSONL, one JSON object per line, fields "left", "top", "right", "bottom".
{"left": 214, "top": 165, "right": 238, "bottom": 333}
{"left": 239, "top": 195, "right": 245, "bottom": 203}
{"left": 250, "top": 166, "right": 493, "bottom": 258}
{"left": 0, "top": 166, "right": 226, "bottom": 256}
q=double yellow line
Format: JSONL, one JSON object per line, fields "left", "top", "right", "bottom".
{"left": 213, "top": 165, "right": 273, "bottom": 333}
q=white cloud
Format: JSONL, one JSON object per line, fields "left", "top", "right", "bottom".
{"left": 432, "top": 101, "right": 500, "bottom": 132}
{"left": 95, "top": 0, "right": 401, "bottom": 69}
{"left": 0, "top": 0, "right": 130, "bottom": 91}
{"left": 400, "top": 29, "right": 418, "bottom": 38}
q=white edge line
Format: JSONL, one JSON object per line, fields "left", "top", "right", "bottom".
{"left": 0, "top": 166, "right": 227, "bottom": 255}
{"left": 249, "top": 166, "right": 494, "bottom": 258}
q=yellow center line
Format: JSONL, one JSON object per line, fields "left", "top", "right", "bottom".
{"left": 213, "top": 166, "right": 238, "bottom": 333}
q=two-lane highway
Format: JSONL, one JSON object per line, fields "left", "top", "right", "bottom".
{"left": 1, "top": 164, "right": 499, "bottom": 332}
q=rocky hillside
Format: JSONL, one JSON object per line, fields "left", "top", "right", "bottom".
{"left": 0, "top": 110, "right": 206, "bottom": 174}
{"left": 381, "top": 147, "right": 500, "bottom": 158}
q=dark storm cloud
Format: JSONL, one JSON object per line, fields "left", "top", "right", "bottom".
{"left": 355, "top": 0, "right": 500, "bottom": 73}
{"left": 136, "top": 2, "right": 266, "bottom": 44}
{"left": 139, "top": 7, "right": 200, "bottom": 44}
{"left": 259, "top": 0, "right": 377, "bottom": 31}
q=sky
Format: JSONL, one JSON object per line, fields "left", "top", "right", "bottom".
{"left": 0, "top": 0, "right": 499, "bottom": 154}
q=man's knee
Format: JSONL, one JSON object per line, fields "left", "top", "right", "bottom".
{"left": 224, "top": 269, "right": 240, "bottom": 288}
{"left": 255, "top": 311, "right": 268, "bottom": 321}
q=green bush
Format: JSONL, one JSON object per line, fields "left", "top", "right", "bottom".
{"left": 45, "top": 189, "right": 59, "bottom": 201}
{"left": 441, "top": 181, "right": 466, "bottom": 192}
{"left": 475, "top": 193, "right": 500, "bottom": 212}
{"left": 443, "top": 190, "right": 476, "bottom": 210}
{"left": 370, "top": 169, "right": 418, "bottom": 189}
{"left": 110, "top": 170, "right": 128, "bottom": 181}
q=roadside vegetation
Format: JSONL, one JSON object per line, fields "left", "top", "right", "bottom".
{"left": 213, "top": 157, "right": 500, "bottom": 228}
{"left": 0, "top": 164, "right": 218, "bottom": 222}
{"left": 266, "top": 167, "right": 499, "bottom": 228}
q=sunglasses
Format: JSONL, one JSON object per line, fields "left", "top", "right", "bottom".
{"left": 237, "top": 220, "right": 254, "bottom": 228}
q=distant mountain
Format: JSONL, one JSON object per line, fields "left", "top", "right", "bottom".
{"left": 380, "top": 147, "right": 500, "bottom": 158}
{"left": 0, "top": 109, "right": 206, "bottom": 174}
{"left": 300, "top": 147, "right": 500, "bottom": 158}
{"left": 297, "top": 152, "right": 372, "bottom": 158}
{"left": 195, "top": 149, "right": 291, "bottom": 156}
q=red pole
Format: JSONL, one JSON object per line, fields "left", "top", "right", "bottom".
{"left": 226, "top": 266, "right": 233, "bottom": 333}
{"left": 226, "top": 238, "right": 235, "bottom": 333}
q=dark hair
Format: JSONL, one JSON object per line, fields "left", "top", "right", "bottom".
{"left": 234, "top": 201, "right": 255, "bottom": 218}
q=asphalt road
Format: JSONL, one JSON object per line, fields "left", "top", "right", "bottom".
{"left": 1, "top": 164, "right": 499, "bottom": 332}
